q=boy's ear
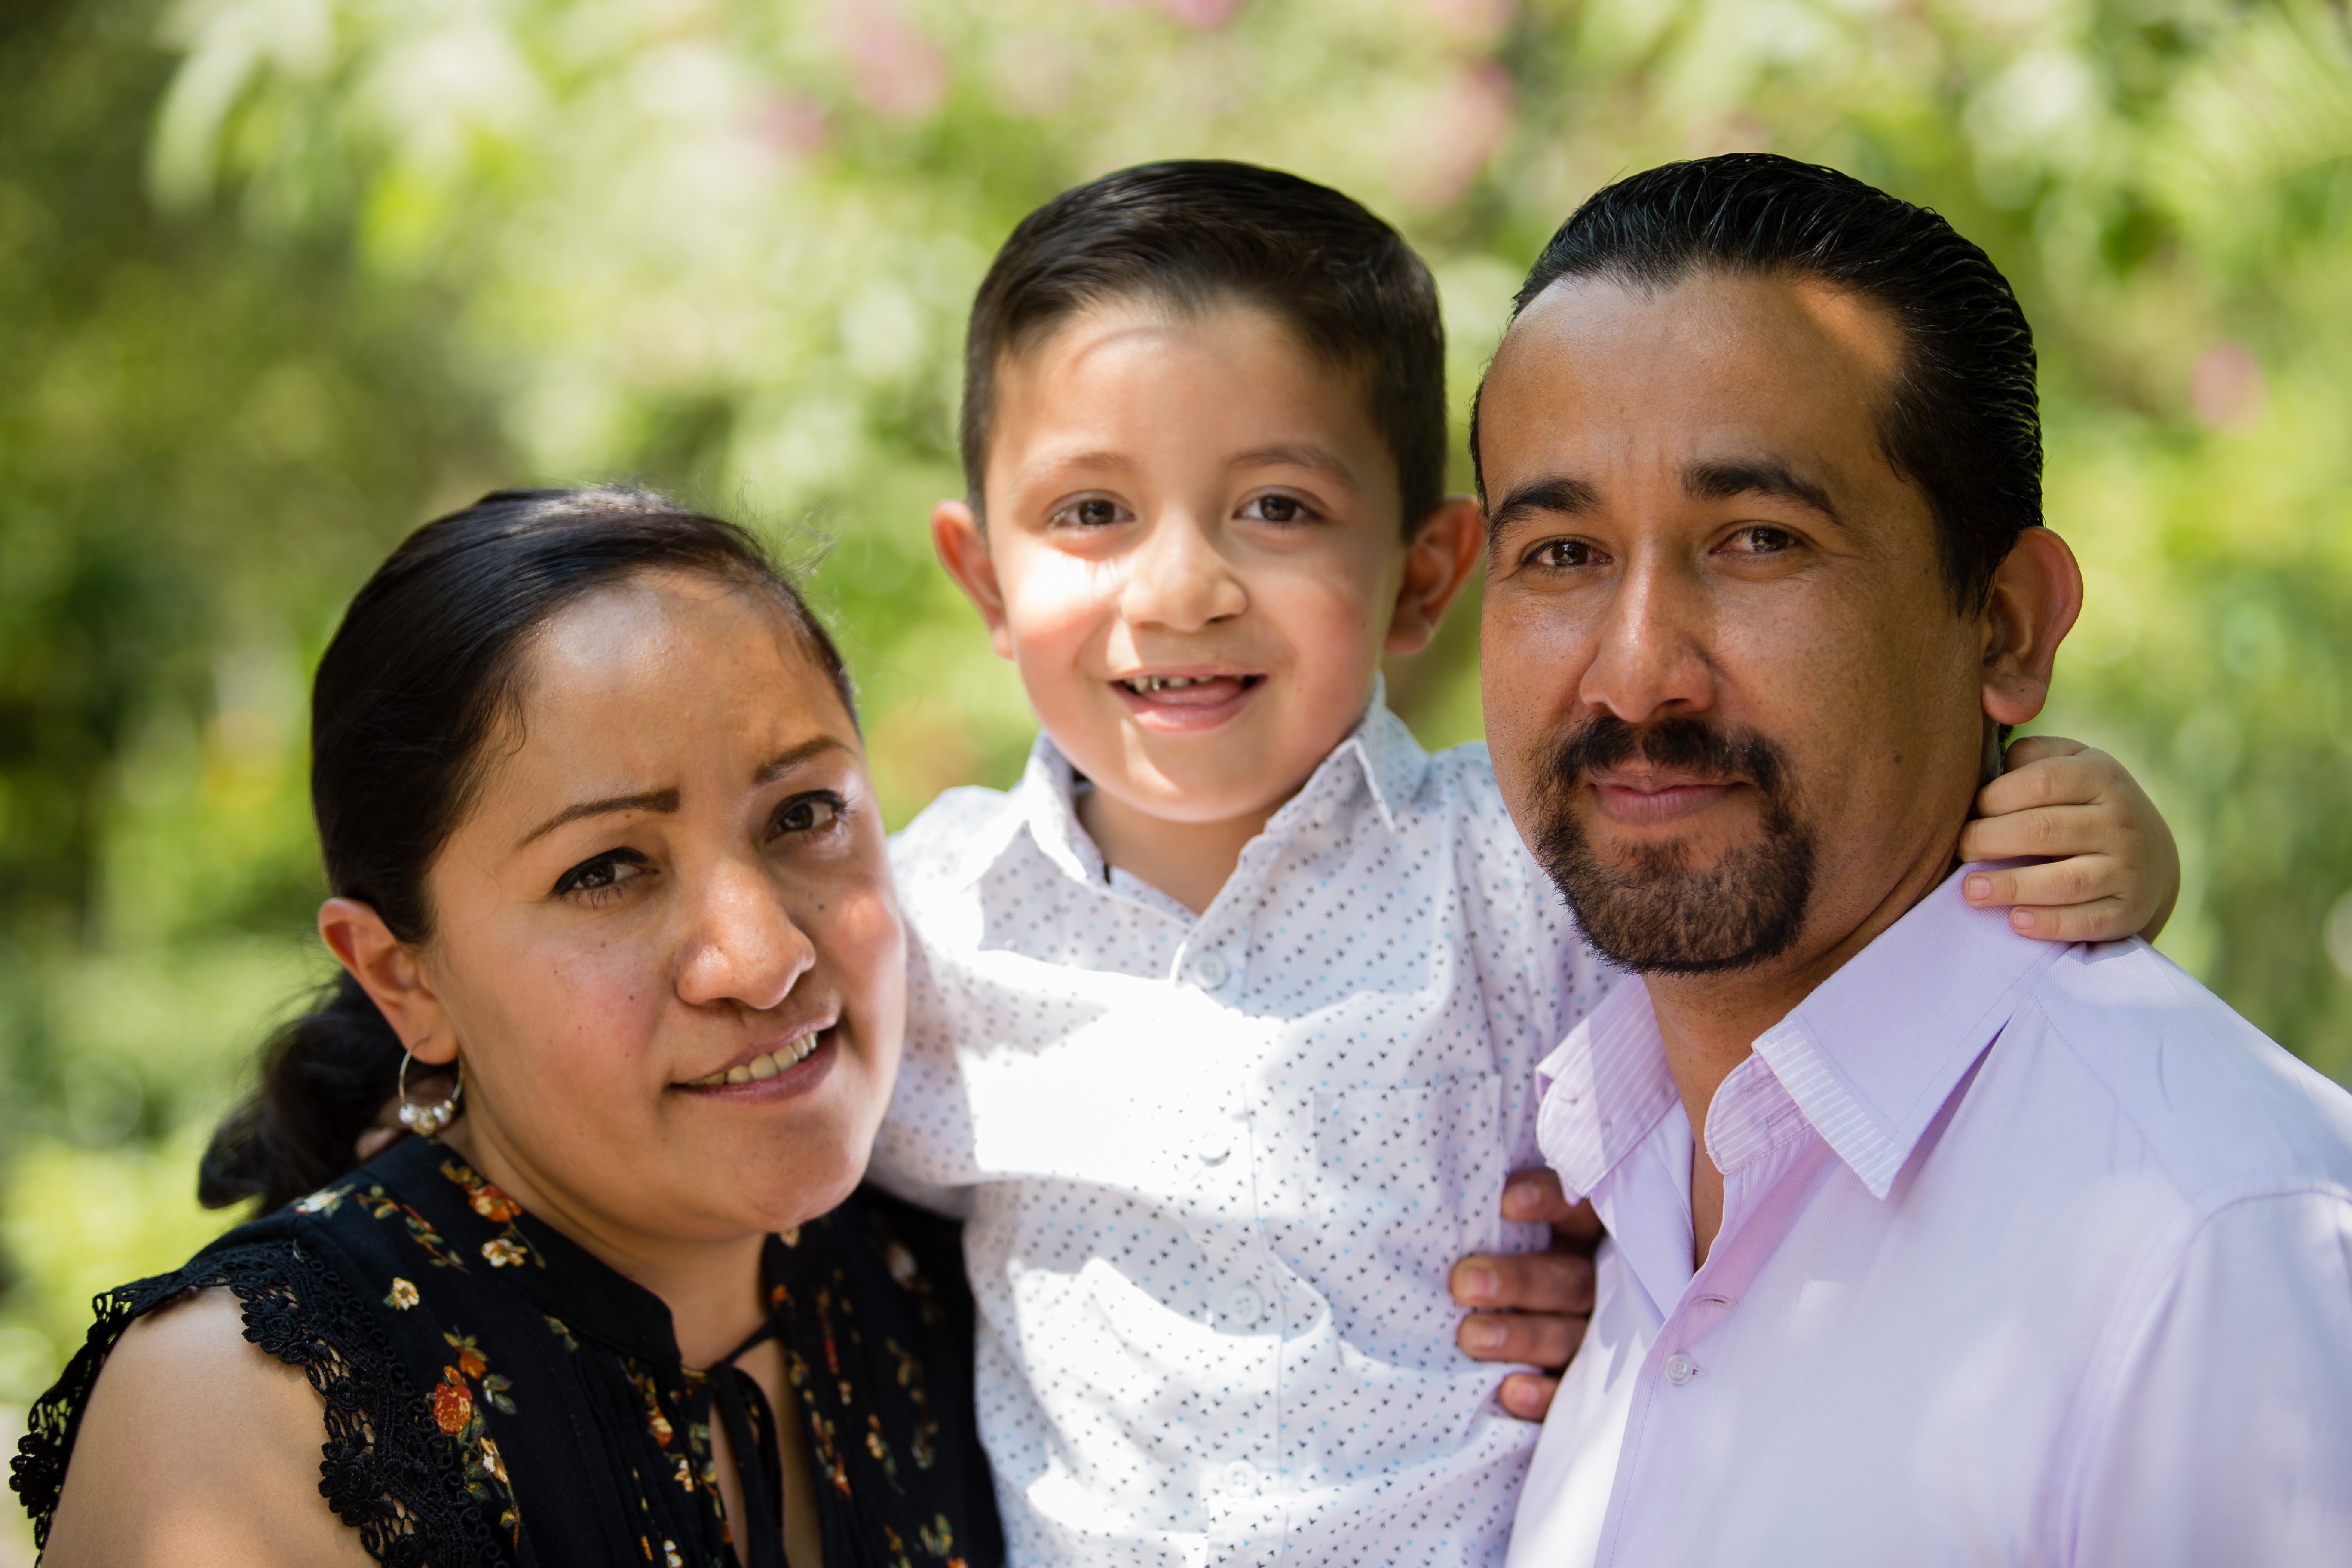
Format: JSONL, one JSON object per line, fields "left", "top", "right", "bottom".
{"left": 931, "top": 500, "right": 1016, "bottom": 661}
{"left": 1385, "top": 495, "right": 1485, "bottom": 657}
{"left": 1979, "top": 526, "right": 2083, "bottom": 727}
{"left": 318, "top": 897, "right": 458, "bottom": 1067}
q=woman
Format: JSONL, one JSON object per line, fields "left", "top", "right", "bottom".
{"left": 10, "top": 488, "right": 1002, "bottom": 1568}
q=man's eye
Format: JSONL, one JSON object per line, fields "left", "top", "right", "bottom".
{"left": 1724, "top": 525, "right": 1798, "bottom": 555}
{"left": 1240, "top": 493, "right": 1315, "bottom": 524}
{"left": 1051, "top": 497, "right": 1130, "bottom": 529}
{"left": 1528, "top": 538, "right": 1601, "bottom": 570}
{"left": 772, "top": 791, "right": 847, "bottom": 838}
{"left": 553, "top": 851, "right": 651, "bottom": 901}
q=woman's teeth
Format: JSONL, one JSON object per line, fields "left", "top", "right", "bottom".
{"left": 686, "top": 1032, "right": 820, "bottom": 1087}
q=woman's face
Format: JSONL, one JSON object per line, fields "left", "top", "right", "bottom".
{"left": 407, "top": 570, "right": 903, "bottom": 1248}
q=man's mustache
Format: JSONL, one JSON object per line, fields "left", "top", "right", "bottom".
{"left": 1545, "top": 712, "right": 1790, "bottom": 800}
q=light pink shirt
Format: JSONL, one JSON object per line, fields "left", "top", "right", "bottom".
{"left": 1508, "top": 867, "right": 2352, "bottom": 1567}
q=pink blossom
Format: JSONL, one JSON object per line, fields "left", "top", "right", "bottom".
{"left": 2190, "top": 340, "right": 2265, "bottom": 432}
{"left": 835, "top": 3, "right": 950, "bottom": 122}
{"left": 752, "top": 93, "right": 827, "bottom": 160}
{"left": 1157, "top": 0, "right": 1246, "bottom": 29}
{"left": 1424, "top": 0, "right": 1515, "bottom": 43}
{"left": 1391, "top": 59, "right": 1514, "bottom": 209}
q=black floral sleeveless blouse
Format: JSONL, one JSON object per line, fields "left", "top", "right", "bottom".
{"left": 9, "top": 1135, "right": 1001, "bottom": 1568}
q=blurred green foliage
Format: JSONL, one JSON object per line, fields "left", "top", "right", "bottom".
{"left": 4, "top": 0, "right": 2351, "bottom": 1544}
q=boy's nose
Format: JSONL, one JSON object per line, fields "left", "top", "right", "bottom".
{"left": 1118, "top": 511, "right": 1248, "bottom": 632}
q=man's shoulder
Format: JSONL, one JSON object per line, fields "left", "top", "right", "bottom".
{"left": 2018, "top": 937, "right": 2352, "bottom": 1206}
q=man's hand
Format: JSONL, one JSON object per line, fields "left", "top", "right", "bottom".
{"left": 1451, "top": 1168, "right": 1601, "bottom": 1421}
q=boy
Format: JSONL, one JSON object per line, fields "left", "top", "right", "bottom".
{"left": 869, "top": 161, "right": 2177, "bottom": 1567}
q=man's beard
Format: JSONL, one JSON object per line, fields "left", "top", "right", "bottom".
{"left": 1529, "top": 713, "right": 1816, "bottom": 976}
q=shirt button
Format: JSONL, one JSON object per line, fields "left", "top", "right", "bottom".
{"left": 1663, "top": 1353, "right": 1700, "bottom": 1385}
{"left": 1218, "top": 1460, "right": 1259, "bottom": 1497}
{"left": 1198, "top": 1127, "right": 1233, "bottom": 1164}
{"left": 1221, "top": 1286, "right": 1265, "bottom": 1326}
{"left": 1189, "top": 950, "right": 1231, "bottom": 991}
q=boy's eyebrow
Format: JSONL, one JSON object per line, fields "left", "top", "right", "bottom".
{"left": 1485, "top": 475, "right": 1601, "bottom": 536}
{"left": 1227, "top": 443, "right": 1361, "bottom": 483}
{"left": 1684, "top": 457, "right": 1843, "bottom": 524}
{"left": 1018, "top": 448, "right": 1139, "bottom": 481}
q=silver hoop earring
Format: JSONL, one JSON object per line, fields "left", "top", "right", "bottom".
{"left": 397, "top": 1051, "right": 464, "bottom": 1136}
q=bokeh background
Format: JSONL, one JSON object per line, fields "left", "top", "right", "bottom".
{"left": 5, "top": 0, "right": 2352, "bottom": 1549}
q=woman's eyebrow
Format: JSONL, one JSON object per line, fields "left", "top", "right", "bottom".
{"left": 517, "top": 788, "right": 680, "bottom": 848}
{"left": 754, "top": 736, "right": 852, "bottom": 785}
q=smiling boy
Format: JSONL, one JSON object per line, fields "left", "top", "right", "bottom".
{"left": 866, "top": 161, "right": 2180, "bottom": 1568}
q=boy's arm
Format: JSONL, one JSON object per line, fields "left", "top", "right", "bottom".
{"left": 1450, "top": 1170, "right": 1601, "bottom": 1420}
{"left": 1957, "top": 735, "right": 2181, "bottom": 944}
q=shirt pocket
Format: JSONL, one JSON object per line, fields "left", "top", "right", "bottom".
{"left": 1307, "top": 1070, "right": 1509, "bottom": 1323}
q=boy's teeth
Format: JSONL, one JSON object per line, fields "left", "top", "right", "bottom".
{"left": 686, "top": 1032, "right": 821, "bottom": 1088}
{"left": 1127, "top": 675, "right": 1227, "bottom": 692}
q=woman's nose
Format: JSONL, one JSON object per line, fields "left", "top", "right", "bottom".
{"left": 1118, "top": 511, "right": 1248, "bottom": 632}
{"left": 674, "top": 860, "right": 815, "bottom": 1012}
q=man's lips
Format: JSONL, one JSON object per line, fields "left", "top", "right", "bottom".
{"left": 1109, "top": 671, "right": 1264, "bottom": 732}
{"left": 1586, "top": 770, "right": 1749, "bottom": 827}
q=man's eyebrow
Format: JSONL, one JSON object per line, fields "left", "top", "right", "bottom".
{"left": 1227, "top": 443, "right": 1360, "bottom": 484}
{"left": 1685, "top": 458, "right": 1842, "bottom": 524}
{"left": 518, "top": 788, "right": 679, "bottom": 849}
{"left": 754, "top": 736, "right": 852, "bottom": 786}
{"left": 1485, "top": 475, "right": 1602, "bottom": 536}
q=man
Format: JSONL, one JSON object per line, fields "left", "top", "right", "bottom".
{"left": 1472, "top": 153, "right": 2352, "bottom": 1565}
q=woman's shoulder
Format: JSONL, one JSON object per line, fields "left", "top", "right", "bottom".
{"left": 12, "top": 1151, "right": 506, "bottom": 1567}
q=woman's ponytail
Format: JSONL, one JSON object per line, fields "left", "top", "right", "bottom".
{"left": 199, "top": 970, "right": 408, "bottom": 1213}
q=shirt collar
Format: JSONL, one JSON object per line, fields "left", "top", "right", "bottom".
{"left": 1538, "top": 862, "right": 2069, "bottom": 1204}
{"left": 952, "top": 676, "right": 1427, "bottom": 891}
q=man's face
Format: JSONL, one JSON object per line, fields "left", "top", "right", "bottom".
{"left": 1477, "top": 270, "right": 1990, "bottom": 976}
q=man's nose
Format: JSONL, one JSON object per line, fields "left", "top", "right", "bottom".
{"left": 1118, "top": 510, "right": 1248, "bottom": 632}
{"left": 1577, "top": 552, "right": 1716, "bottom": 725}
{"left": 674, "top": 858, "right": 815, "bottom": 1012}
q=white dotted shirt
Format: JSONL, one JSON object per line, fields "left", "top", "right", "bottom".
{"left": 869, "top": 692, "right": 1616, "bottom": 1567}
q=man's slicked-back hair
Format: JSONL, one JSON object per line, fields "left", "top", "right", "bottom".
{"left": 1476, "top": 153, "right": 2041, "bottom": 612}
{"left": 962, "top": 160, "right": 1448, "bottom": 536}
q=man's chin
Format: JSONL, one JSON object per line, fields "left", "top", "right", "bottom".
{"left": 1535, "top": 815, "right": 1817, "bottom": 977}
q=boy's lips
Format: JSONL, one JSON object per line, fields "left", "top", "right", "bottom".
{"left": 1110, "top": 671, "right": 1265, "bottom": 732}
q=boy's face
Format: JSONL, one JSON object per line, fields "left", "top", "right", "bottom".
{"left": 935, "top": 297, "right": 1477, "bottom": 830}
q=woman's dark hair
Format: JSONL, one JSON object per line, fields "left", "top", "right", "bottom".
{"left": 962, "top": 159, "right": 1449, "bottom": 535}
{"left": 200, "top": 486, "right": 855, "bottom": 1214}
{"left": 1471, "top": 153, "right": 2041, "bottom": 613}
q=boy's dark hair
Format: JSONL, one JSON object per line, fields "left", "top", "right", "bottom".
{"left": 962, "top": 160, "right": 1448, "bottom": 536}
{"left": 1473, "top": 153, "right": 2040, "bottom": 612}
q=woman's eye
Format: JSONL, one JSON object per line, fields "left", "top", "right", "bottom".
{"left": 1050, "top": 497, "right": 1131, "bottom": 529}
{"left": 553, "top": 851, "right": 651, "bottom": 902}
{"left": 772, "top": 791, "right": 847, "bottom": 839}
{"left": 1528, "top": 537, "right": 1602, "bottom": 570}
{"left": 1724, "top": 525, "right": 1798, "bottom": 556}
{"left": 1240, "top": 493, "right": 1316, "bottom": 524}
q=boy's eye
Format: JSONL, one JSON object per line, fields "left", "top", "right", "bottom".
{"left": 1050, "top": 497, "right": 1132, "bottom": 529}
{"left": 771, "top": 790, "right": 847, "bottom": 839}
{"left": 1239, "top": 493, "right": 1317, "bottom": 525}
{"left": 553, "top": 850, "right": 652, "bottom": 902}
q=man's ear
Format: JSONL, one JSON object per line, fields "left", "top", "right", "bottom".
{"left": 931, "top": 500, "right": 1016, "bottom": 661}
{"left": 1980, "top": 526, "right": 2084, "bottom": 727}
{"left": 319, "top": 897, "right": 457, "bottom": 1067}
{"left": 1386, "top": 495, "right": 1485, "bottom": 657}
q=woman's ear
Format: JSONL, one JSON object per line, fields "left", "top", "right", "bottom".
{"left": 1386, "top": 495, "right": 1486, "bottom": 657}
{"left": 318, "top": 897, "right": 456, "bottom": 1066}
{"left": 931, "top": 500, "right": 1015, "bottom": 661}
{"left": 1980, "top": 526, "right": 2084, "bottom": 727}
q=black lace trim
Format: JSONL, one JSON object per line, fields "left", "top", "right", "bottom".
{"left": 9, "top": 1240, "right": 501, "bottom": 1567}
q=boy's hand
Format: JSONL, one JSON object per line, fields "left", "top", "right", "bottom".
{"left": 1451, "top": 1169, "right": 1601, "bottom": 1422}
{"left": 1958, "top": 735, "right": 2181, "bottom": 945}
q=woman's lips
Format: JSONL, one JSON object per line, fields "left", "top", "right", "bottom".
{"left": 1110, "top": 673, "right": 1264, "bottom": 732}
{"left": 674, "top": 1026, "right": 840, "bottom": 1104}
